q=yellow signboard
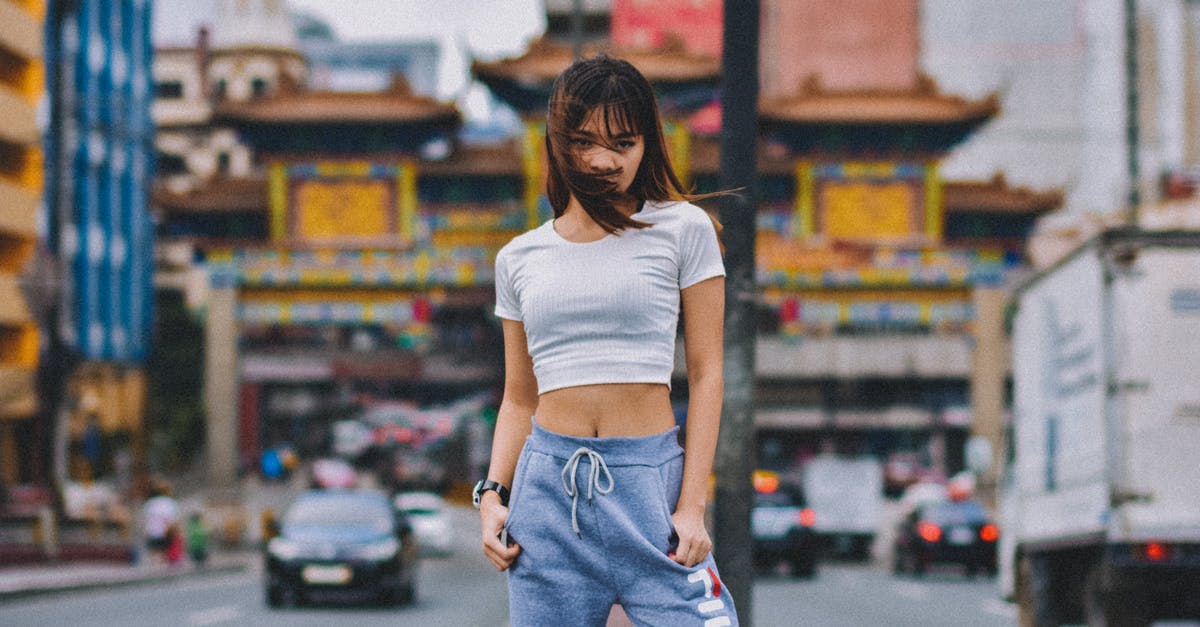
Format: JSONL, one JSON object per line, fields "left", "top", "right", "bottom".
{"left": 821, "top": 181, "right": 914, "bottom": 241}
{"left": 294, "top": 180, "right": 391, "bottom": 240}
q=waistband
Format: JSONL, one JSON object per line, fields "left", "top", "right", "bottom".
{"left": 526, "top": 418, "right": 683, "bottom": 467}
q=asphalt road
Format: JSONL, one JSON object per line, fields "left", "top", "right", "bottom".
{"left": 0, "top": 504, "right": 1020, "bottom": 626}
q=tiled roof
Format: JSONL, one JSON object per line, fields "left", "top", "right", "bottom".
{"left": 153, "top": 177, "right": 267, "bottom": 213}
{"left": 213, "top": 78, "right": 461, "bottom": 126}
{"left": 760, "top": 75, "right": 999, "bottom": 126}
{"left": 943, "top": 174, "right": 1062, "bottom": 215}
{"left": 471, "top": 35, "right": 720, "bottom": 87}
{"left": 420, "top": 141, "right": 524, "bottom": 176}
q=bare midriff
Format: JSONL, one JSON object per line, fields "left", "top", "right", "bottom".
{"left": 535, "top": 382, "right": 676, "bottom": 438}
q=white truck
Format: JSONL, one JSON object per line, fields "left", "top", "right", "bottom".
{"left": 803, "top": 454, "right": 884, "bottom": 561}
{"left": 1001, "top": 229, "right": 1200, "bottom": 626}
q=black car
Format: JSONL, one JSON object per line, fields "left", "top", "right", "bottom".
{"left": 751, "top": 481, "right": 819, "bottom": 578}
{"left": 892, "top": 497, "right": 998, "bottom": 578}
{"left": 264, "top": 489, "right": 418, "bottom": 607}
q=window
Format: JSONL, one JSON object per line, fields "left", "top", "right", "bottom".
{"left": 216, "top": 152, "right": 231, "bottom": 175}
{"left": 154, "top": 81, "right": 184, "bottom": 100}
{"left": 155, "top": 152, "right": 188, "bottom": 175}
{"left": 213, "top": 79, "right": 227, "bottom": 100}
{"left": 251, "top": 77, "right": 269, "bottom": 98}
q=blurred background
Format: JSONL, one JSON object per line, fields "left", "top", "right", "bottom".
{"left": 1, "top": 1, "right": 1198, "bottom": 625}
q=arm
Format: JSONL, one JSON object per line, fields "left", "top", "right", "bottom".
{"left": 672, "top": 275, "right": 725, "bottom": 567}
{"left": 480, "top": 318, "right": 538, "bottom": 571}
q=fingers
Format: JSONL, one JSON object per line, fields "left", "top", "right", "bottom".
{"left": 669, "top": 530, "right": 712, "bottom": 567}
{"left": 482, "top": 531, "right": 521, "bottom": 571}
{"left": 480, "top": 504, "right": 520, "bottom": 571}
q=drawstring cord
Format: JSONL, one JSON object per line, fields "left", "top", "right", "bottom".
{"left": 561, "top": 447, "right": 614, "bottom": 537}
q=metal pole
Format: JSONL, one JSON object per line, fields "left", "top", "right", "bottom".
{"left": 1126, "top": 0, "right": 1140, "bottom": 223}
{"left": 716, "top": 1, "right": 759, "bottom": 622}
{"left": 571, "top": 0, "right": 584, "bottom": 60}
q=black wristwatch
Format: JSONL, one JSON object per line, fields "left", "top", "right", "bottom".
{"left": 473, "top": 480, "right": 510, "bottom": 509}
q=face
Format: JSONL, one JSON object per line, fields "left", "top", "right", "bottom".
{"left": 570, "top": 110, "right": 645, "bottom": 197}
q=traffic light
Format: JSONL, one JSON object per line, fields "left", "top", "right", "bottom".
{"left": 0, "top": 0, "right": 45, "bottom": 419}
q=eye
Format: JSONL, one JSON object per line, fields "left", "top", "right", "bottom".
{"left": 616, "top": 139, "right": 637, "bottom": 150}
{"left": 569, "top": 137, "right": 592, "bottom": 148}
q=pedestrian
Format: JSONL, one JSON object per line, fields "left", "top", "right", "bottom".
{"left": 185, "top": 511, "right": 210, "bottom": 568}
{"left": 141, "top": 480, "right": 180, "bottom": 565}
{"left": 478, "top": 54, "right": 738, "bottom": 626}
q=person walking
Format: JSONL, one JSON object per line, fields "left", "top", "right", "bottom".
{"left": 478, "top": 54, "right": 737, "bottom": 626}
{"left": 141, "top": 480, "right": 180, "bottom": 565}
{"left": 185, "top": 511, "right": 210, "bottom": 568}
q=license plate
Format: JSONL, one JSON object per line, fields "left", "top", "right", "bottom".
{"left": 948, "top": 527, "right": 974, "bottom": 545}
{"left": 302, "top": 565, "right": 351, "bottom": 585}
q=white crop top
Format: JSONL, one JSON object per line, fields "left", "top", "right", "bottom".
{"left": 493, "top": 200, "right": 725, "bottom": 394}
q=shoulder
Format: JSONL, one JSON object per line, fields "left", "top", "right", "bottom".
{"left": 497, "top": 221, "right": 553, "bottom": 261}
{"left": 641, "top": 200, "right": 718, "bottom": 237}
{"left": 642, "top": 200, "right": 713, "bottom": 226}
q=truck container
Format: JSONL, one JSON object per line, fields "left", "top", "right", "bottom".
{"left": 1000, "top": 229, "right": 1200, "bottom": 626}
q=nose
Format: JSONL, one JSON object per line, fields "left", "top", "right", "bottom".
{"left": 583, "top": 146, "right": 617, "bottom": 172}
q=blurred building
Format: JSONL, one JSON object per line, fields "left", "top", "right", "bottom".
{"left": 0, "top": 0, "right": 45, "bottom": 485}
{"left": 39, "top": 0, "right": 156, "bottom": 495}
{"left": 152, "top": 0, "right": 1071, "bottom": 490}
{"left": 151, "top": 0, "right": 519, "bottom": 486}
{"left": 922, "top": 0, "right": 1200, "bottom": 216}
{"left": 474, "top": 0, "right": 1059, "bottom": 488}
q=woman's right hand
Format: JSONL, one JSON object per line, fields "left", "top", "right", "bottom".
{"left": 479, "top": 491, "right": 521, "bottom": 571}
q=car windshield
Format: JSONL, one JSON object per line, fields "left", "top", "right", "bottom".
{"left": 284, "top": 494, "right": 392, "bottom": 533}
{"left": 924, "top": 500, "right": 986, "bottom": 525}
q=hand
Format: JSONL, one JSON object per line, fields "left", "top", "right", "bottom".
{"left": 479, "top": 491, "right": 520, "bottom": 571}
{"left": 669, "top": 506, "right": 712, "bottom": 568}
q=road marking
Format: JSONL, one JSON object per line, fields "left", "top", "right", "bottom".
{"left": 981, "top": 598, "right": 1016, "bottom": 618}
{"left": 188, "top": 606, "right": 241, "bottom": 625}
{"left": 891, "top": 581, "right": 929, "bottom": 600}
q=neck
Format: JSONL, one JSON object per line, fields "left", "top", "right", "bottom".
{"left": 566, "top": 195, "right": 641, "bottom": 218}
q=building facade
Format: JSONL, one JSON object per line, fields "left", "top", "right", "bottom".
{"left": 39, "top": 0, "right": 156, "bottom": 491}
{"left": 0, "top": 0, "right": 46, "bottom": 485}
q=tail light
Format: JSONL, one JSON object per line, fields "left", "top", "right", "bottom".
{"left": 1144, "top": 542, "right": 1168, "bottom": 562}
{"left": 979, "top": 524, "right": 999, "bottom": 542}
{"left": 798, "top": 508, "right": 816, "bottom": 527}
{"left": 917, "top": 521, "right": 942, "bottom": 543}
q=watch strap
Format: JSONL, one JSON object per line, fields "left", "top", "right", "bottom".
{"left": 473, "top": 480, "right": 510, "bottom": 508}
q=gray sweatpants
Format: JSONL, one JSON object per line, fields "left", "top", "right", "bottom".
{"left": 504, "top": 420, "right": 738, "bottom": 626}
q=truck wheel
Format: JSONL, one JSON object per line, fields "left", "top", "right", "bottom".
{"left": 1083, "top": 563, "right": 1150, "bottom": 627}
{"left": 1017, "top": 555, "right": 1057, "bottom": 627}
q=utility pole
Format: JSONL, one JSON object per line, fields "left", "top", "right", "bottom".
{"left": 1125, "top": 0, "right": 1140, "bottom": 224}
{"left": 571, "top": 0, "right": 585, "bottom": 60}
{"left": 715, "top": 1, "right": 759, "bottom": 622}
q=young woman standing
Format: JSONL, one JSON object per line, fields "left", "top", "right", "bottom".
{"left": 477, "top": 54, "right": 737, "bottom": 626}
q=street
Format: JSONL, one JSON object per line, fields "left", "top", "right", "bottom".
{"left": 0, "top": 504, "right": 1017, "bottom": 627}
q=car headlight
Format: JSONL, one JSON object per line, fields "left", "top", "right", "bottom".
{"left": 354, "top": 537, "right": 399, "bottom": 561}
{"left": 267, "top": 538, "right": 302, "bottom": 560}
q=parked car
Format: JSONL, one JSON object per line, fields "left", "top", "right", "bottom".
{"left": 891, "top": 497, "right": 998, "bottom": 578}
{"left": 750, "top": 471, "right": 818, "bottom": 578}
{"left": 264, "top": 489, "right": 418, "bottom": 607}
{"left": 393, "top": 491, "right": 454, "bottom": 557}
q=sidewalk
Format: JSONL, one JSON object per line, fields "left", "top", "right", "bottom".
{"left": 0, "top": 550, "right": 256, "bottom": 601}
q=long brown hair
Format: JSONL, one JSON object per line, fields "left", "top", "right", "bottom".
{"left": 545, "top": 54, "right": 725, "bottom": 239}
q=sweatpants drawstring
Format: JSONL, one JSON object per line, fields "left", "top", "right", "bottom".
{"left": 561, "top": 447, "right": 614, "bottom": 537}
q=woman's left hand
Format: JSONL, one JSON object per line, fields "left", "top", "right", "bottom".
{"left": 669, "top": 506, "right": 712, "bottom": 567}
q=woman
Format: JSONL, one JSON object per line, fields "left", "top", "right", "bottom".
{"left": 478, "top": 54, "right": 738, "bottom": 626}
